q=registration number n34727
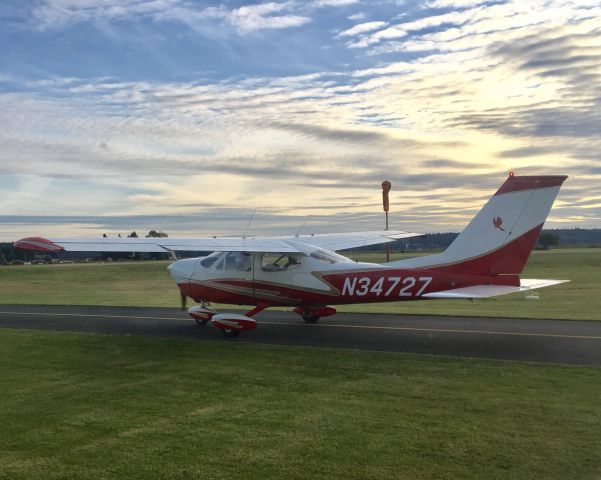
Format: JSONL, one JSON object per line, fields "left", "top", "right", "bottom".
{"left": 341, "top": 276, "right": 432, "bottom": 297}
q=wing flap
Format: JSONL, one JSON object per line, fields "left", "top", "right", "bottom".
{"left": 423, "top": 279, "right": 568, "bottom": 299}
{"left": 59, "top": 242, "right": 169, "bottom": 253}
{"left": 292, "top": 231, "right": 421, "bottom": 251}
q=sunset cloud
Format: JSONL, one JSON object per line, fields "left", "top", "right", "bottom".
{"left": 0, "top": 0, "right": 599, "bottom": 238}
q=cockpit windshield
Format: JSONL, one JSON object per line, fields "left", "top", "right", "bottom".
{"left": 200, "top": 251, "right": 221, "bottom": 268}
{"left": 309, "top": 249, "right": 350, "bottom": 264}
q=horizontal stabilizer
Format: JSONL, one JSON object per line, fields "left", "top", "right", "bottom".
{"left": 422, "top": 279, "right": 568, "bottom": 299}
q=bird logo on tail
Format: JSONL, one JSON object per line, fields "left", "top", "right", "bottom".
{"left": 493, "top": 216, "right": 505, "bottom": 231}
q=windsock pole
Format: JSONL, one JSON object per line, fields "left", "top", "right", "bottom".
{"left": 382, "top": 180, "right": 391, "bottom": 262}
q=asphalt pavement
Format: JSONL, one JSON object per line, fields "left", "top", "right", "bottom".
{"left": 0, "top": 305, "right": 600, "bottom": 365}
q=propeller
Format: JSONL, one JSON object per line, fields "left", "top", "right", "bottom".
{"left": 180, "top": 289, "right": 188, "bottom": 311}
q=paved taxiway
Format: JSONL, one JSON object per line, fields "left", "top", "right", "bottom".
{"left": 0, "top": 305, "right": 600, "bottom": 365}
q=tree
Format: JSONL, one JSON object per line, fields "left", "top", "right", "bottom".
{"left": 538, "top": 232, "right": 559, "bottom": 249}
{"left": 146, "top": 230, "right": 168, "bottom": 238}
{"left": 128, "top": 231, "right": 138, "bottom": 238}
{"left": 1, "top": 242, "right": 33, "bottom": 262}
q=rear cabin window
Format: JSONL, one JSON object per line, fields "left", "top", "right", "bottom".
{"left": 309, "top": 249, "right": 350, "bottom": 264}
{"left": 261, "top": 253, "right": 301, "bottom": 272}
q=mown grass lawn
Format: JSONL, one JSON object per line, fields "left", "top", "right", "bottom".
{"left": 1, "top": 328, "right": 600, "bottom": 480}
{"left": 1, "top": 248, "right": 599, "bottom": 320}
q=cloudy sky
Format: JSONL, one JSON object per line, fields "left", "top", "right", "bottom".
{"left": 0, "top": 0, "right": 599, "bottom": 239}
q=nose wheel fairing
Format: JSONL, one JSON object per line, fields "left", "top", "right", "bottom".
{"left": 187, "top": 302, "right": 268, "bottom": 337}
{"left": 188, "top": 305, "right": 218, "bottom": 325}
{"left": 211, "top": 314, "right": 258, "bottom": 337}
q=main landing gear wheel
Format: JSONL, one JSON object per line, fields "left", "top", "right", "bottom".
{"left": 222, "top": 328, "right": 241, "bottom": 338}
{"left": 302, "top": 311, "right": 320, "bottom": 324}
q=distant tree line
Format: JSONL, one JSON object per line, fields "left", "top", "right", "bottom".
{"left": 0, "top": 242, "right": 34, "bottom": 263}
{"left": 356, "top": 228, "right": 601, "bottom": 252}
{"left": 545, "top": 228, "right": 601, "bottom": 246}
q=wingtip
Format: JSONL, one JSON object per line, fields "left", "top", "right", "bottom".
{"left": 14, "top": 237, "right": 64, "bottom": 253}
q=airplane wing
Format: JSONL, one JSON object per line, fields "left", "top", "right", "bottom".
{"left": 422, "top": 279, "right": 568, "bottom": 299}
{"left": 14, "top": 236, "right": 299, "bottom": 253}
{"left": 290, "top": 230, "right": 421, "bottom": 251}
{"left": 15, "top": 230, "right": 421, "bottom": 255}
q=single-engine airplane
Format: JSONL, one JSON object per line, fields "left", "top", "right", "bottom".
{"left": 16, "top": 174, "right": 568, "bottom": 337}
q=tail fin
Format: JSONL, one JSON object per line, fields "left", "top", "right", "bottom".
{"left": 391, "top": 174, "right": 567, "bottom": 275}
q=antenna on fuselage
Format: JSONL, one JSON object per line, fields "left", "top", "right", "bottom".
{"left": 242, "top": 208, "right": 257, "bottom": 239}
{"left": 295, "top": 215, "right": 311, "bottom": 238}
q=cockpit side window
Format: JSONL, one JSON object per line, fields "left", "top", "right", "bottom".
{"left": 261, "top": 253, "right": 301, "bottom": 272}
{"left": 225, "top": 252, "right": 252, "bottom": 272}
{"left": 200, "top": 252, "right": 251, "bottom": 271}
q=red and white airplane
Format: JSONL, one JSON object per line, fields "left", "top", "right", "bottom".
{"left": 16, "top": 174, "right": 568, "bottom": 337}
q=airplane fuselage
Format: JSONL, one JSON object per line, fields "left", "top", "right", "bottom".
{"left": 168, "top": 250, "right": 519, "bottom": 308}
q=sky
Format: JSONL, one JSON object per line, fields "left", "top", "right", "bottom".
{"left": 0, "top": 0, "right": 600, "bottom": 239}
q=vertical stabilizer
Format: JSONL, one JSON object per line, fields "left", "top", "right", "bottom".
{"left": 389, "top": 175, "right": 567, "bottom": 275}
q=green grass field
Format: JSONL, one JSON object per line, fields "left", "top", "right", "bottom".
{"left": 1, "top": 248, "right": 599, "bottom": 320}
{"left": 1, "top": 328, "right": 600, "bottom": 480}
{"left": 1, "top": 250, "right": 600, "bottom": 479}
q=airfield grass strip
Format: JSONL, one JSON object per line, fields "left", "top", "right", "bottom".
{"left": 0, "top": 248, "right": 600, "bottom": 320}
{"left": 0, "top": 328, "right": 600, "bottom": 480}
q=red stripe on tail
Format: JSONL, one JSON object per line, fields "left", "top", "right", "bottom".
{"left": 495, "top": 175, "right": 567, "bottom": 195}
{"left": 428, "top": 224, "right": 544, "bottom": 275}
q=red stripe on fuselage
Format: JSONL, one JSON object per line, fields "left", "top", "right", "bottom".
{"left": 180, "top": 280, "right": 257, "bottom": 305}
{"left": 323, "top": 269, "right": 519, "bottom": 304}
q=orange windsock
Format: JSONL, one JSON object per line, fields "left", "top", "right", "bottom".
{"left": 382, "top": 180, "right": 391, "bottom": 212}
